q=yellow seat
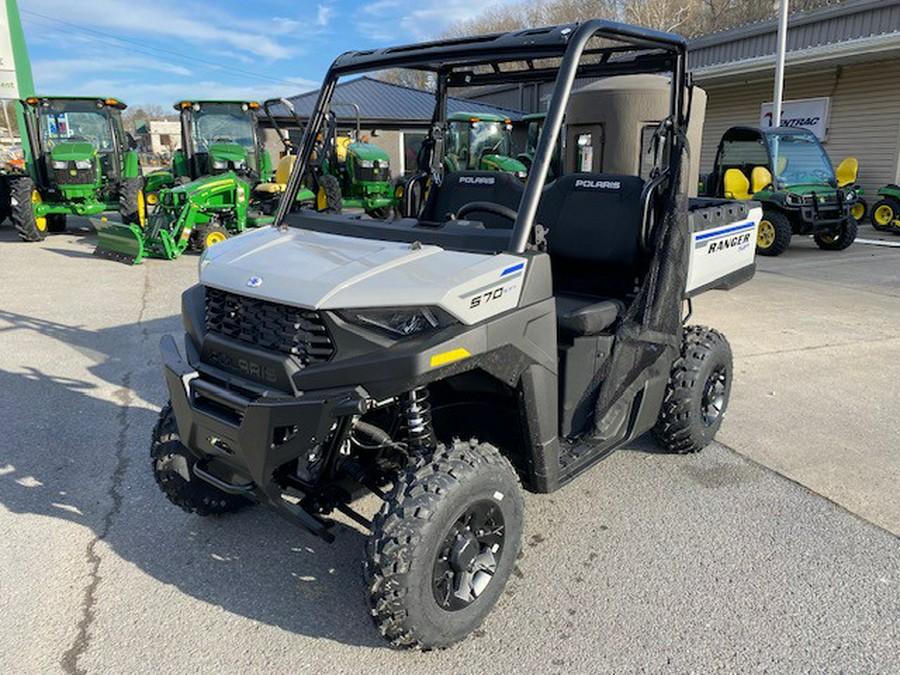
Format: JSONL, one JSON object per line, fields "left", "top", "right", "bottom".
{"left": 254, "top": 155, "right": 297, "bottom": 194}
{"left": 751, "top": 166, "right": 772, "bottom": 194}
{"left": 724, "top": 168, "right": 751, "bottom": 200}
{"left": 835, "top": 157, "right": 858, "bottom": 188}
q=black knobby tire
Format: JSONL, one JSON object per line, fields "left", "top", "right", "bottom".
{"left": 47, "top": 213, "right": 67, "bottom": 233}
{"left": 756, "top": 210, "right": 792, "bottom": 256}
{"left": 316, "top": 174, "right": 342, "bottom": 213}
{"left": 654, "top": 326, "right": 733, "bottom": 454}
{"left": 150, "top": 403, "right": 251, "bottom": 516}
{"left": 119, "top": 176, "right": 145, "bottom": 226}
{"left": 197, "top": 222, "right": 231, "bottom": 251}
{"left": 814, "top": 216, "right": 857, "bottom": 251}
{"left": 365, "top": 440, "right": 525, "bottom": 649}
{"left": 0, "top": 175, "right": 11, "bottom": 223}
{"left": 870, "top": 198, "right": 899, "bottom": 232}
{"left": 365, "top": 205, "right": 393, "bottom": 220}
{"left": 9, "top": 176, "right": 45, "bottom": 241}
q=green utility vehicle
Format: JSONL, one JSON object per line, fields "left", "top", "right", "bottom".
{"left": 94, "top": 99, "right": 337, "bottom": 263}
{"left": 705, "top": 126, "right": 858, "bottom": 256}
{"left": 444, "top": 112, "right": 528, "bottom": 178}
{"left": 7, "top": 96, "right": 144, "bottom": 242}
{"left": 870, "top": 184, "right": 900, "bottom": 232}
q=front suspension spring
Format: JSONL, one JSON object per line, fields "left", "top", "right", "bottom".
{"left": 404, "top": 386, "right": 434, "bottom": 454}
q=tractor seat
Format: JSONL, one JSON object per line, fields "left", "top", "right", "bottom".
{"left": 255, "top": 154, "right": 297, "bottom": 194}
{"left": 723, "top": 168, "right": 752, "bottom": 200}
{"left": 555, "top": 295, "right": 624, "bottom": 336}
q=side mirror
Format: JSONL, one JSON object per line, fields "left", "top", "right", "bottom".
{"left": 126, "top": 132, "right": 138, "bottom": 150}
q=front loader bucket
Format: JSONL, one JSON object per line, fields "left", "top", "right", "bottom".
{"left": 91, "top": 218, "right": 146, "bottom": 265}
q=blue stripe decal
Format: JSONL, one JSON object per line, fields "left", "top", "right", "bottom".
{"left": 694, "top": 221, "right": 756, "bottom": 242}
{"left": 501, "top": 262, "right": 525, "bottom": 276}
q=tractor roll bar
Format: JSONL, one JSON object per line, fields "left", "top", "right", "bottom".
{"left": 274, "top": 20, "right": 687, "bottom": 245}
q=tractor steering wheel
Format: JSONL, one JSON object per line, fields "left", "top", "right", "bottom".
{"left": 454, "top": 201, "right": 518, "bottom": 223}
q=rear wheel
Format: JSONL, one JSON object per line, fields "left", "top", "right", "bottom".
{"left": 315, "top": 174, "right": 342, "bottom": 213}
{"left": 150, "top": 403, "right": 251, "bottom": 516}
{"left": 654, "top": 326, "right": 733, "bottom": 454}
{"left": 365, "top": 440, "right": 524, "bottom": 649}
{"left": 870, "top": 198, "right": 899, "bottom": 232}
{"left": 756, "top": 210, "right": 792, "bottom": 256}
{"left": 814, "top": 216, "right": 857, "bottom": 251}
{"left": 9, "top": 177, "right": 46, "bottom": 241}
{"left": 119, "top": 177, "right": 146, "bottom": 227}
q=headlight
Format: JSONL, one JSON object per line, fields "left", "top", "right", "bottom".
{"left": 358, "top": 159, "right": 374, "bottom": 168}
{"left": 516, "top": 170, "right": 527, "bottom": 179}
{"left": 845, "top": 190, "right": 856, "bottom": 201}
{"left": 784, "top": 192, "right": 805, "bottom": 206}
{"left": 233, "top": 160, "right": 246, "bottom": 170}
{"left": 212, "top": 160, "right": 228, "bottom": 170}
{"left": 74, "top": 160, "right": 92, "bottom": 170}
{"left": 52, "top": 160, "right": 68, "bottom": 169}
{"left": 339, "top": 306, "right": 457, "bottom": 339}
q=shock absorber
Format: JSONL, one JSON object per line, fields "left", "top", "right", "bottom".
{"left": 404, "top": 386, "right": 435, "bottom": 455}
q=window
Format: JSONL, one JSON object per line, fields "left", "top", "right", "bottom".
{"left": 401, "top": 132, "right": 427, "bottom": 176}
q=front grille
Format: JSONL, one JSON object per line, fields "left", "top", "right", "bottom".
{"left": 53, "top": 166, "right": 96, "bottom": 185}
{"left": 355, "top": 166, "right": 388, "bottom": 182}
{"left": 204, "top": 287, "right": 334, "bottom": 365}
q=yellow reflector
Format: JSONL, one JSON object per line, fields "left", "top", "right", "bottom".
{"left": 248, "top": 101, "right": 259, "bottom": 109}
{"left": 429, "top": 348, "right": 471, "bottom": 368}
{"left": 105, "top": 98, "right": 118, "bottom": 106}
{"left": 25, "top": 97, "right": 38, "bottom": 104}
{"left": 180, "top": 101, "right": 192, "bottom": 108}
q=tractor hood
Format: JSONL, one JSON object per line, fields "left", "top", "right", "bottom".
{"left": 198, "top": 225, "right": 528, "bottom": 323}
{"left": 482, "top": 154, "right": 527, "bottom": 175}
{"left": 349, "top": 141, "right": 390, "bottom": 163}
{"left": 50, "top": 141, "right": 96, "bottom": 163}
{"left": 170, "top": 172, "right": 249, "bottom": 199}
{"left": 208, "top": 142, "right": 248, "bottom": 165}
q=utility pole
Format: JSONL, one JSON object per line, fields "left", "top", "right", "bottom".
{"left": 772, "top": 0, "right": 790, "bottom": 127}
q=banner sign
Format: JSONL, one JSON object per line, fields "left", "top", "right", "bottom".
{"left": 760, "top": 97, "right": 830, "bottom": 139}
{"left": 0, "top": 0, "right": 33, "bottom": 100}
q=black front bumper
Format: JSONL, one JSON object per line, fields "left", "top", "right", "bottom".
{"left": 161, "top": 335, "right": 366, "bottom": 539}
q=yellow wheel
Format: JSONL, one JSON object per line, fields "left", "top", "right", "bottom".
{"left": 146, "top": 192, "right": 159, "bottom": 206}
{"left": 31, "top": 190, "right": 47, "bottom": 233}
{"left": 871, "top": 199, "right": 897, "bottom": 231}
{"left": 850, "top": 200, "right": 866, "bottom": 222}
{"left": 204, "top": 229, "right": 227, "bottom": 248}
{"left": 756, "top": 211, "right": 792, "bottom": 256}
{"left": 137, "top": 189, "right": 147, "bottom": 228}
{"left": 757, "top": 219, "right": 775, "bottom": 250}
{"left": 316, "top": 186, "right": 327, "bottom": 211}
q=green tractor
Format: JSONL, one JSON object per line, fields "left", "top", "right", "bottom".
{"left": 869, "top": 184, "right": 900, "bottom": 233}
{"left": 705, "top": 126, "right": 858, "bottom": 256}
{"left": 7, "top": 96, "right": 144, "bottom": 242}
{"left": 444, "top": 112, "right": 528, "bottom": 178}
{"left": 94, "top": 99, "right": 337, "bottom": 263}
{"left": 320, "top": 103, "right": 395, "bottom": 219}
{"left": 516, "top": 112, "right": 561, "bottom": 181}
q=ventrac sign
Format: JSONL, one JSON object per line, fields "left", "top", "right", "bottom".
{"left": 0, "top": 1, "right": 19, "bottom": 98}
{"left": 760, "top": 97, "right": 830, "bottom": 140}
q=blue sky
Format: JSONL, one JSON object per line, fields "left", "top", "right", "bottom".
{"left": 19, "top": 0, "right": 510, "bottom": 107}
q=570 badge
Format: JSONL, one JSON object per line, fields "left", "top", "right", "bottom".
{"left": 469, "top": 286, "right": 505, "bottom": 309}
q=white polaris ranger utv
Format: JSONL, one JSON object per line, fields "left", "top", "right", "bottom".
{"left": 151, "top": 21, "right": 761, "bottom": 649}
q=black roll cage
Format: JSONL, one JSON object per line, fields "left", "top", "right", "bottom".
{"left": 274, "top": 20, "right": 688, "bottom": 254}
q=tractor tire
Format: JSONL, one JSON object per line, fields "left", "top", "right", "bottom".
{"left": 150, "top": 403, "right": 252, "bottom": 516}
{"left": 365, "top": 205, "right": 393, "bottom": 220}
{"left": 315, "top": 174, "right": 342, "bottom": 213}
{"left": 198, "top": 222, "right": 231, "bottom": 251}
{"left": 9, "top": 176, "right": 46, "bottom": 242}
{"left": 365, "top": 439, "right": 524, "bottom": 650}
{"left": 870, "top": 198, "right": 899, "bottom": 232}
{"left": 0, "top": 175, "right": 11, "bottom": 224}
{"left": 654, "top": 326, "right": 733, "bottom": 454}
{"left": 47, "top": 213, "right": 67, "bottom": 233}
{"left": 849, "top": 198, "right": 867, "bottom": 223}
{"left": 119, "top": 177, "right": 146, "bottom": 227}
{"left": 814, "top": 216, "right": 857, "bottom": 251}
{"left": 755, "top": 210, "right": 792, "bottom": 256}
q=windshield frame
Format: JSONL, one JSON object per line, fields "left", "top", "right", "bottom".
{"left": 189, "top": 102, "right": 258, "bottom": 155}
{"left": 37, "top": 100, "right": 117, "bottom": 153}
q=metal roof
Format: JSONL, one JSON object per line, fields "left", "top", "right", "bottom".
{"left": 688, "top": 0, "right": 900, "bottom": 75}
{"left": 264, "top": 76, "right": 524, "bottom": 126}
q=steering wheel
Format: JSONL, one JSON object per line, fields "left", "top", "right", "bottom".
{"left": 454, "top": 201, "right": 518, "bottom": 222}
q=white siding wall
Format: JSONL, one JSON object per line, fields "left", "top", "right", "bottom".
{"left": 699, "top": 57, "right": 900, "bottom": 196}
